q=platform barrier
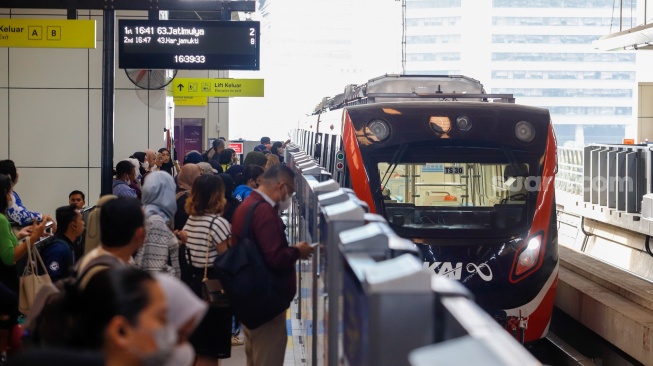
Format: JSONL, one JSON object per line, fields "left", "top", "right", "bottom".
{"left": 285, "top": 143, "right": 539, "bottom": 365}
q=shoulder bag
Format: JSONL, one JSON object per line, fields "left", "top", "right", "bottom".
{"left": 201, "top": 216, "right": 230, "bottom": 307}
{"left": 19, "top": 237, "right": 52, "bottom": 314}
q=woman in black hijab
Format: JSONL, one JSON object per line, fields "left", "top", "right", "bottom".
{"left": 157, "top": 148, "right": 177, "bottom": 176}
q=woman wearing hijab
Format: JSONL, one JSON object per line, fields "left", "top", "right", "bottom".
{"left": 134, "top": 171, "right": 181, "bottom": 278}
{"left": 154, "top": 273, "right": 208, "bottom": 366}
{"left": 174, "top": 164, "right": 202, "bottom": 231}
{"left": 158, "top": 148, "right": 177, "bottom": 177}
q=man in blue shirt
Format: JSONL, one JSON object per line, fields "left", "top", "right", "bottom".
{"left": 40, "top": 205, "right": 85, "bottom": 282}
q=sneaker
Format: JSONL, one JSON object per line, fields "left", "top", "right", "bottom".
{"left": 231, "top": 335, "right": 244, "bottom": 346}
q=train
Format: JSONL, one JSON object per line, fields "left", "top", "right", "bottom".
{"left": 291, "top": 74, "right": 558, "bottom": 343}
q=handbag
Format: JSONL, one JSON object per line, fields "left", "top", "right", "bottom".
{"left": 214, "top": 201, "right": 291, "bottom": 329}
{"left": 201, "top": 216, "right": 230, "bottom": 308}
{"left": 19, "top": 237, "right": 52, "bottom": 314}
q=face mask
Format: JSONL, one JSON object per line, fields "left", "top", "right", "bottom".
{"left": 163, "top": 342, "right": 195, "bottom": 366}
{"left": 132, "top": 324, "right": 178, "bottom": 366}
{"left": 278, "top": 186, "right": 292, "bottom": 212}
{"left": 143, "top": 161, "right": 150, "bottom": 170}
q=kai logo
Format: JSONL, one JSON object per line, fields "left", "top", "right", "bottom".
{"left": 424, "top": 261, "right": 493, "bottom": 281}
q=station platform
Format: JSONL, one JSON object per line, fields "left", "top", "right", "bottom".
{"left": 223, "top": 306, "right": 305, "bottom": 366}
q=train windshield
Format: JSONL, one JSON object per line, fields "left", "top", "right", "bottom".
{"left": 377, "top": 157, "right": 535, "bottom": 234}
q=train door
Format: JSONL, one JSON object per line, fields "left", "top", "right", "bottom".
{"left": 173, "top": 118, "right": 204, "bottom": 162}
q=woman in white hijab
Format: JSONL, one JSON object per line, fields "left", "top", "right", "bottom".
{"left": 135, "top": 171, "right": 182, "bottom": 277}
{"left": 154, "top": 273, "right": 208, "bottom": 366}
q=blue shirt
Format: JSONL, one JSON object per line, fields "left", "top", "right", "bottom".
{"left": 7, "top": 191, "right": 42, "bottom": 226}
{"left": 39, "top": 234, "right": 75, "bottom": 282}
{"left": 234, "top": 185, "right": 253, "bottom": 202}
{"left": 112, "top": 180, "right": 137, "bottom": 198}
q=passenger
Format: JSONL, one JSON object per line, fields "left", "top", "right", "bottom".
{"left": 253, "top": 136, "right": 272, "bottom": 153}
{"left": 243, "top": 151, "right": 267, "bottom": 169}
{"left": 219, "top": 148, "right": 236, "bottom": 172}
{"left": 127, "top": 158, "right": 143, "bottom": 200}
{"left": 153, "top": 273, "right": 208, "bottom": 366}
{"left": 112, "top": 160, "right": 137, "bottom": 198}
{"left": 158, "top": 148, "right": 178, "bottom": 177}
{"left": 270, "top": 141, "right": 285, "bottom": 163}
{"left": 82, "top": 194, "right": 116, "bottom": 257}
{"left": 134, "top": 171, "right": 181, "bottom": 278}
{"left": 224, "top": 164, "right": 245, "bottom": 183}
{"left": 131, "top": 152, "right": 148, "bottom": 177}
{"left": 68, "top": 190, "right": 88, "bottom": 260}
{"left": 183, "top": 150, "right": 203, "bottom": 166}
{"left": 202, "top": 138, "right": 225, "bottom": 163}
{"left": 67, "top": 190, "right": 85, "bottom": 211}
{"left": 231, "top": 164, "right": 313, "bottom": 366}
{"left": 174, "top": 164, "right": 202, "bottom": 286}
{"left": 0, "top": 174, "right": 47, "bottom": 363}
{"left": 174, "top": 164, "right": 202, "bottom": 231}
{"left": 33, "top": 267, "right": 175, "bottom": 366}
{"left": 76, "top": 196, "right": 145, "bottom": 288}
{"left": 38, "top": 204, "right": 85, "bottom": 283}
{"left": 197, "top": 162, "right": 220, "bottom": 175}
{"left": 144, "top": 149, "right": 158, "bottom": 172}
{"left": 218, "top": 173, "right": 240, "bottom": 223}
{"left": 264, "top": 153, "right": 280, "bottom": 171}
{"left": 182, "top": 174, "right": 232, "bottom": 361}
{"left": 0, "top": 160, "right": 43, "bottom": 226}
{"left": 234, "top": 165, "right": 264, "bottom": 202}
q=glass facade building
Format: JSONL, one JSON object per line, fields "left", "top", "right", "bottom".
{"left": 403, "top": 0, "right": 639, "bottom": 145}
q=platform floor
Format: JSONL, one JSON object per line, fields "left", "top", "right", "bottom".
{"left": 222, "top": 304, "right": 305, "bottom": 366}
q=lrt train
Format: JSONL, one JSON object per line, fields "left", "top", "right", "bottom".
{"left": 293, "top": 74, "right": 558, "bottom": 343}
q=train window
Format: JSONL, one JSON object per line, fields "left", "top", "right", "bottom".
{"left": 378, "top": 162, "right": 531, "bottom": 231}
{"left": 379, "top": 162, "right": 530, "bottom": 207}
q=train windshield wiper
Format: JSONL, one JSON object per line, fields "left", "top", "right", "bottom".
{"left": 378, "top": 143, "right": 408, "bottom": 197}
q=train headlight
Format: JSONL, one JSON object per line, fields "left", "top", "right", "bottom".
{"left": 515, "top": 121, "right": 536, "bottom": 143}
{"left": 514, "top": 233, "right": 543, "bottom": 277}
{"left": 456, "top": 115, "right": 472, "bottom": 132}
{"left": 366, "top": 119, "right": 390, "bottom": 142}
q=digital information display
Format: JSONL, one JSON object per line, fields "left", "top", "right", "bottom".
{"left": 118, "top": 20, "right": 260, "bottom": 70}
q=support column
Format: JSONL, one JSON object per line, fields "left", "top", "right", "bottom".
{"left": 101, "top": 10, "right": 115, "bottom": 196}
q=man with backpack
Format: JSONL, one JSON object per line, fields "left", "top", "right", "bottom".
{"left": 39, "top": 205, "right": 85, "bottom": 282}
{"left": 230, "top": 164, "right": 313, "bottom": 366}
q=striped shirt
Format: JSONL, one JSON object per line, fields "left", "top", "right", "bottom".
{"left": 183, "top": 214, "right": 231, "bottom": 269}
{"left": 134, "top": 214, "right": 180, "bottom": 278}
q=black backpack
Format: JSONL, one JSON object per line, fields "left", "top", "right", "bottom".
{"left": 213, "top": 201, "right": 291, "bottom": 329}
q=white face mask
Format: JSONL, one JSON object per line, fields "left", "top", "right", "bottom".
{"left": 143, "top": 161, "right": 150, "bottom": 170}
{"left": 163, "top": 342, "right": 195, "bottom": 366}
{"left": 278, "top": 186, "right": 292, "bottom": 212}
{"left": 132, "top": 324, "right": 178, "bottom": 366}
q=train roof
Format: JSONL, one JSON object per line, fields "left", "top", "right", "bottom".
{"left": 313, "top": 74, "right": 515, "bottom": 114}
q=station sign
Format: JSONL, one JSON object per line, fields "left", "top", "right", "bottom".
{"left": 228, "top": 142, "right": 244, "bottom": 154}
{"left": 171, "top": 78, "right": 264, "bottom": 98}
{"left": 0, "top": 19, "right": 96, "bottom": 48}
{"left": 173, "top": 96, "right": 207, "bottom": 106}
{"left": 118, "top": 20, "right": 260, "bottom": 70}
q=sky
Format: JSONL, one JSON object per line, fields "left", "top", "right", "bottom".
{"left": 229, "top": 0, "right": 403, "bottom": 141}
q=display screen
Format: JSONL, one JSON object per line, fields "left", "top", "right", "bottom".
{"left": 118, "top": 20, "right": 260, "bottom": 70}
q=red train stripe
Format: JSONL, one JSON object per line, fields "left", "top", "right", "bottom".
{"left": 343, "top": 111, "right": 376, "bottom": 213}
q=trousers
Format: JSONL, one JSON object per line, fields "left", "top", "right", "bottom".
{"left": 242, "top": 311, "right": 287, "bottom": 366}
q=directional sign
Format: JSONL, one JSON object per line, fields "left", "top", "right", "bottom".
{"left": 0, "top": 19, "right": 96, "bottom": 48}
{"left": 171, "top": 78, "right": 264, "bottom": 98}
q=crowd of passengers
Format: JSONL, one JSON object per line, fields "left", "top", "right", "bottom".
{"left": 0, "top": 136, "right": 314, "bottom": 366}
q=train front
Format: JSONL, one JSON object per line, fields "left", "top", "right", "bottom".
{"left": 343, "top": 101, "right": 558, "bottom": 343}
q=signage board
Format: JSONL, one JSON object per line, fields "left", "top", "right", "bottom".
{"left": 171, "top": 78, "right": 264, "bottom": 97}
{"left": 0, "top": 19, "right": 96, "bottom": 48}
{"left": 228, "top": 142, "right": 244, "bottom": 154}
{"left": 118, "top": 20, "right": 260, "bottom": 70}
{"left": 173, "top": 96, "right": 207, "bottom": 106}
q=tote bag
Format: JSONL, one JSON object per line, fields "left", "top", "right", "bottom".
{"left": 19, "top": 237, "right": 52, "bottom": 314}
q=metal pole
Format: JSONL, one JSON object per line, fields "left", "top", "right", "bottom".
{"left": 101, "top": 10, "right": 115, "bottom": 196}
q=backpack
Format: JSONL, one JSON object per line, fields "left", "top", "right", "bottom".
{"left": 213, "top": 201, "right": 291, "bottom": 329}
